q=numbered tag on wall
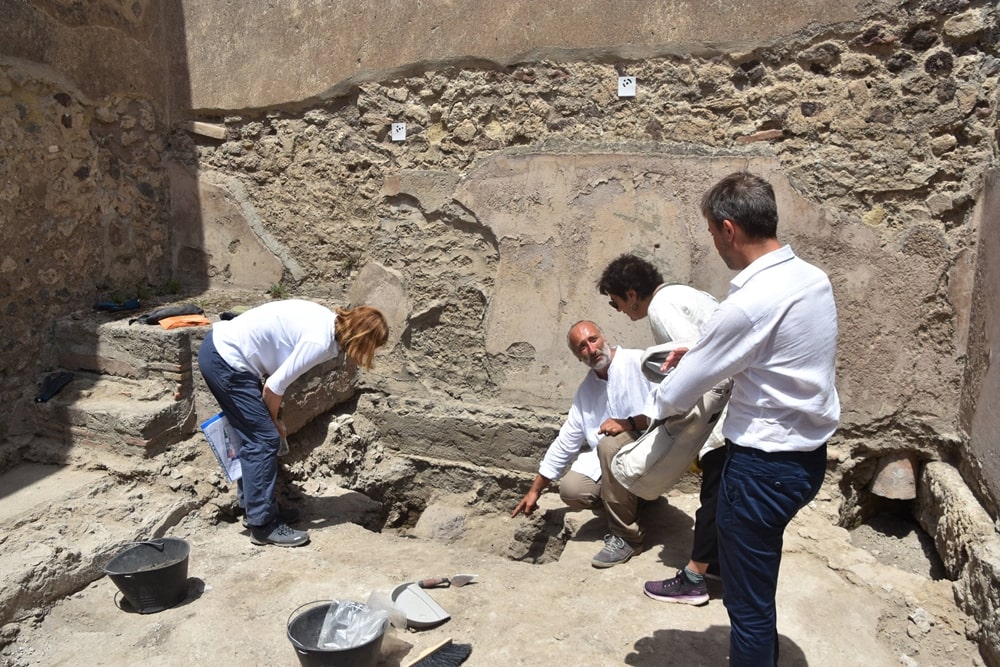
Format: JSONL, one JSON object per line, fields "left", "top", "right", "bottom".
{"left": 618, "top": 76, "right": 637, "bottom": 98}
{"left": 390, "top": 122, "right": 407, "bottom": 142}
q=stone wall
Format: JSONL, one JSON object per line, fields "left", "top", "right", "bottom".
{"left": 175, "top": 2, "right": 998, "bottom": 476}
{"left": 0, "top": 1, "right": 183, "bottom": 450}
{"left": 1, "top": 0, "right": 999, "bottom": 658}
{"left": 176, "top": 0, "right": 867, "bottom": 112}
{"left": 2, "top": 0, "right": 998, "bottom": 489}
{"left": 0, "top": 1, "right": 173, "bottom": 104}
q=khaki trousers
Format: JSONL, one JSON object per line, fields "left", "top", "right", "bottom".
{"left": 558, "top": 432, "right": 643, "bottom": 545}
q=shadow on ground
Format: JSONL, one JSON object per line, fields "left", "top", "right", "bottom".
{"left": 627, "top": 624, "right": 808, "bottom": 666}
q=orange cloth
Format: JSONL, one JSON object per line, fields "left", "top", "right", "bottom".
{"left": 158, "top": 314, "right": 212, "bottom": 329}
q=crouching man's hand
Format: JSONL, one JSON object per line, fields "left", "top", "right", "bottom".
{"left": 511, "top": 474, "right": 550, "bottom": 518}
{"left": 599, "top": 415, "right": 646, "bottom": 436}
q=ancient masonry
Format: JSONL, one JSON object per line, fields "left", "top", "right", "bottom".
{"left": 1, "top": 0, "right": 999, "bottom": 663}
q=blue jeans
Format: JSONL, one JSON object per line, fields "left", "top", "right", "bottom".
{"left": 198, "top": 330, "right": 281, "bottom": 527}
{"left": 718, "top": 441, "right": 826, "bottom": 666}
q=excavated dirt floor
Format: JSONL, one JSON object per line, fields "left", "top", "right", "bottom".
{"left": 0, "top": 429, "right": 986, "bottom": 667}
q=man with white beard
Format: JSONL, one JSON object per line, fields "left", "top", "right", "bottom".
{"left": 511, "top": 320, "right": 657, "bottom": 567}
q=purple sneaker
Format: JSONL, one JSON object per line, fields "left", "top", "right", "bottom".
{"left": 644, "top": 570, "right": 709, "bottom": 606}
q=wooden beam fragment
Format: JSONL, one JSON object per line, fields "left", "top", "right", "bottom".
{"left": 178, "top": 121, "right": 227, "bottom": 140}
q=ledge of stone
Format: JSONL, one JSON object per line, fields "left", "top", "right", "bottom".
{"left": 917, "top": 461, "right": 1000, "bottom": 664}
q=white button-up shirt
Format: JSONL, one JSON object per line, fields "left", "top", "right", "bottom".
{"left": 645, "top": 283, "right": 727, "bottom": 458}
{"left": 539, "top": 347, "right": 656, "bottom": 482}
{"left": 650, "top": 245, "right": 840, "bottom": 453}
{"left": 648, "top": 284, "right": 719, "bottom": 346}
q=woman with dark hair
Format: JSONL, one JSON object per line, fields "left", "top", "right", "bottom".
{"left": 597, "top": 254, "right": 717, "bottom": 345}
{"left": 198, "top": 299, "right": 389, "bottom": 547}
{"left": 597, "top": 253, "right": 724, "bottom": 605}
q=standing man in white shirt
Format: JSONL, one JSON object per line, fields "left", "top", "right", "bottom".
{"left": 511, "top": 320, "right": 658, "bottom": 568}
{"left": 646, "top": 172, "right": 840, "bottom": 666}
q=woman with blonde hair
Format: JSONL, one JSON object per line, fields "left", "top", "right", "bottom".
{"left": 334, "top": 305, "right": 389, "bottom": 370}
{"left": 198, "top": 299, "right": 389, "bottom": 547}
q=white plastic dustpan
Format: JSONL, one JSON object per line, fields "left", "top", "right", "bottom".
{"left": 390, "top": 582, "right": 450, "bottom": 629}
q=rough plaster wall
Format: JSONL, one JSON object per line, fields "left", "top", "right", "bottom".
{"left": 167, "top": 163, "right": 286, "bottom": 291}
{"left": 0, "top": 61, "right": 171, "bottom": 444}
{"left": 176, "top": 0, "right": 868, "bottom": 112}
{"left": 0, "top": 1, "right": 997, "bottom": 659}
{"left": 0, "top": 0, "right": 168, "bottom": 104}
{"left": 178, "top": 1, "right": 999, "bottom": 475}
{"left": 449, "top": 153, "right": 818, "bottom": 407}
{"left": 962, "top": 171, "right": 1000, "bottom": 517}
{"left": 0, "top": 0, "right": 998, "bottom": 502}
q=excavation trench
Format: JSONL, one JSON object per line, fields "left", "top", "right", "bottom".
{"left": 0, "top": 411, "right": 980, "bottom": 667}
{"left": 276, "top": 411, "right": 947, "bottom": 580}
{"left": 837, "top": 452, "right": 950, "bottom": 582}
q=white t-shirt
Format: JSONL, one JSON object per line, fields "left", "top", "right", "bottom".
{"left": 211, "top": 299, "right": 341, "bottom": 397}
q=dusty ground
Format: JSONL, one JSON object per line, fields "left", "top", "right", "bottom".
{"left": 0, "top": 433, "right": 985, "bottom": 667}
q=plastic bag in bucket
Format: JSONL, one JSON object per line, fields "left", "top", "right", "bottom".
{"left": 103, "top": 538, "right": 190, "bottom": 614}
{"left": 287, "top": 600, "right": 388, "bottom": 667}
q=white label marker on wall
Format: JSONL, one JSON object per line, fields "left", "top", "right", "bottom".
{"left": 618, "top": 76, "right": 636, "bottom": 98}
{"left": 391, "top": 123, "right": 407, "bottom": 141}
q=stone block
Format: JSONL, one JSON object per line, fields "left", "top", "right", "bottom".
{"left": 955, "top": 540, "right": 1000, "bottom": 667}
{"left": 366, "top": 395, "right": 556, "bottom": 473}
{"left": 178, "top": 121, "right": 227, "bottom": 140}
{"left": 40, "top": 303, "right": 357, "bottom": 458}
{"left": 916, "top": 462, "right": 995, "bottom": 578}
{"left": 54, "top": 313, "right": 195, "bottom": 384}
{"left": 31, "top": 374, "right": 196, "bottom": 457}
{"left": 944, "top": 8, "right": 989, "bottom": 40}
{"left": 914, "top": 462, "right": 1000, "bottom": 662}
{"left": 411, "top": 502, "right": 469, "bottom": 543}
{"left": 279, "top": 356, "right": 357, "bottom": 434}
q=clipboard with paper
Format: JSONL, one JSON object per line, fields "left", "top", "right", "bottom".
{"left": 200, "top": 412, "right": 243, "bottom": 482}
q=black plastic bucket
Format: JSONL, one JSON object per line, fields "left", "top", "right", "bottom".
{"left": 287, "top": 600, "right": 387, "bottom": 667}
{"left": 103, "top": 538, "right": 190, "bottom": 614}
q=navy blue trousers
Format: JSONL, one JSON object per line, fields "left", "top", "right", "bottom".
{"left": 718, "top": 441, "right": 826, "bottom": 666}
{"left": 198, "top": 330, "right": 281, "bottom": 527}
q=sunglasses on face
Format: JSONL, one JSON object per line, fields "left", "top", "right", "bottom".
{"left": 608, "top": 299, "right": 621, "bottom": 312}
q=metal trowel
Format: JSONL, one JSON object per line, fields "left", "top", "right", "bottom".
{"left": 418, "top": 574, "right": 479, "bottom": 588}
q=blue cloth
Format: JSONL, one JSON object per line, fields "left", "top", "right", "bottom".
{"left": 718, "top": 441, "right": 826, "bottom": 666}
{"left": 198, "top": 330, "right": 281, "bottom": 526}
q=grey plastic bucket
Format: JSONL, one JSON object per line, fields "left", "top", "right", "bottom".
{"left": 286, "top": 600, "right": 387, "bottom": 667}
{"left": 103, "top": 538, "right": 190, "bottom": 614}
